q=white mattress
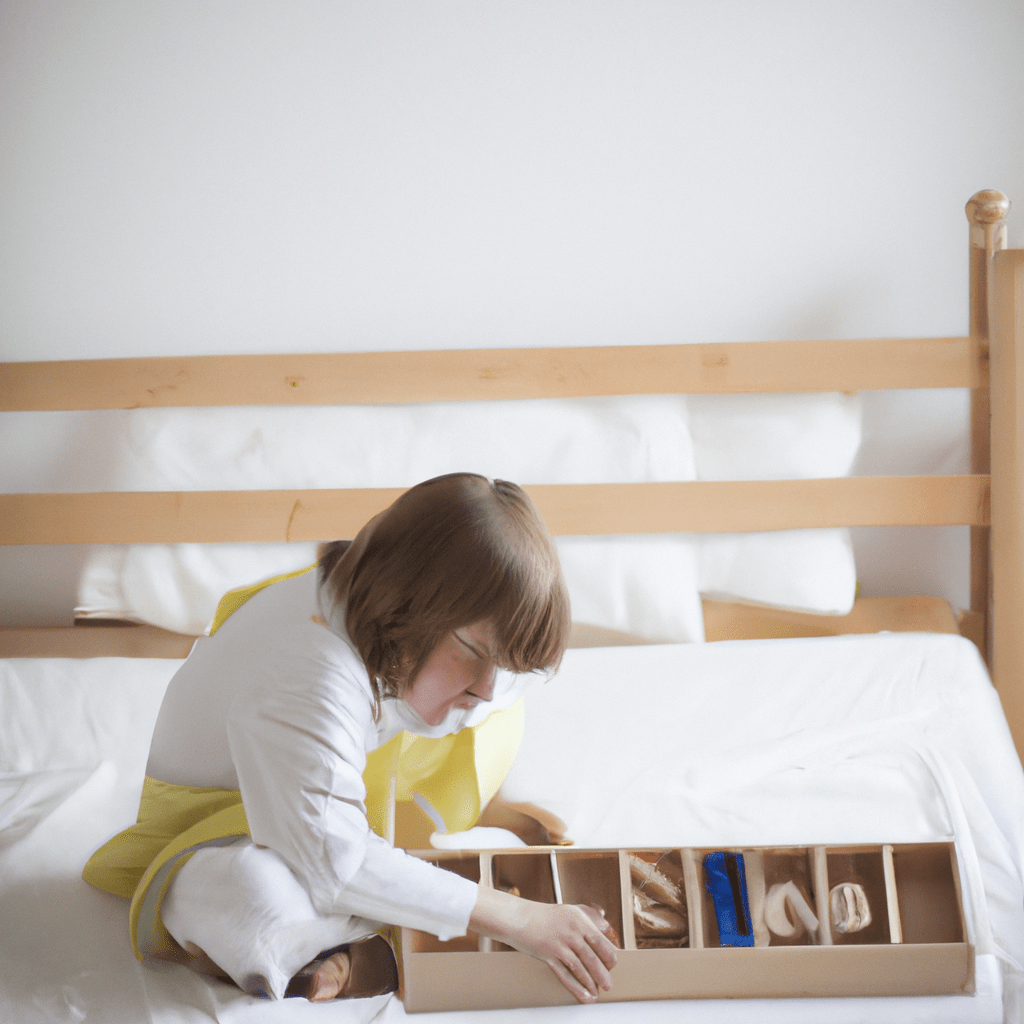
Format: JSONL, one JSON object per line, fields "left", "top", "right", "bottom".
{"left": 1, "top": 632, "right": 1022, "bottom": 1024}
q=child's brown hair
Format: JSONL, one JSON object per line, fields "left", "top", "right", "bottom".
{"left": 318, "top": 474, "right": 569, "bottom": 711}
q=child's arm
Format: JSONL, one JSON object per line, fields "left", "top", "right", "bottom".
{"left": 469, "top": 885, "right": 619, "bottom": 1003}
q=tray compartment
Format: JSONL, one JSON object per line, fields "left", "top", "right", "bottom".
{"left": 405, "top": 852, "right": 485, "bottom": 952}
{"left": 825, "top": 846, "right": 891, "bottom": 945}
{"left": 754, "top": 847, "right": 820, "bottom": 947}
{"left": 697, "top": 849, "right": 757, "bottom": 948}
{"left": 491, "top": 850, "right": 558, "bottom": 903}
{"left": 891, "top": 843, "right": 966, "bottom": 945}
{"left": 554, "top": 849, "right": 626, "bottom": 948}
{"left": 625, "top": 849, "right": 687, "bottom": 950}
{"left": 425, "top": 851, "right": 482, "bottom": 883}
{"left": 490, "top": 851, "right": 559, "bottom": 951}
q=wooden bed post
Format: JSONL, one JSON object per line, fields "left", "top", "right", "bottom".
{"left": 990, "top": 243, "right": 1024, "bottom": 761}
{"left": 966, "top": 190, "right": 1010, "bottom": 663}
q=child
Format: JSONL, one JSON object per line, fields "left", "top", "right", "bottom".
{"left": 84, "top": 474, "right": 618, "bottom": 1004}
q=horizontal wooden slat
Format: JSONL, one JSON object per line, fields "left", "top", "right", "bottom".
{"left": 0, "top": 487, "right": 404, "bottom": 545}
{"left": 0, "top": 476, "right": 991, "bottom": 545}
{"left": 529, "top": 476, "right": 990, "bottom": 534}
{"left": 0, "top": 337, "right": 977, "bottom": 412}
{"left": 703, "top": 595, "right": 960, "bottom": 643}
{"left": 0, "top": 623, "right": 197, "bottom": 659}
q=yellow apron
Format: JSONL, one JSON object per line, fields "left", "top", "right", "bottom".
{"left": 83, "top": 567, "right": 524, "bottom": 959}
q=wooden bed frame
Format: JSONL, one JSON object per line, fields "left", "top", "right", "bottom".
{"left": 2, "top": 191, "right": 1022, "bottom": 759}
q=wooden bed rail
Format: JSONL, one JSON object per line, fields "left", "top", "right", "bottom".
{"left": 0, "top": 336, "right": 977, "bottom": 411}
{"left": 0, "top": 476, "right": 991, "bottom": 546}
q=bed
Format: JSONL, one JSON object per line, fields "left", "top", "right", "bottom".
{"left": 1, "top": 189, "right": 1023, "bottom": 1024}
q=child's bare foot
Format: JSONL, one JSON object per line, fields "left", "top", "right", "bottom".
{"left": 286, "top": 935, "right": 398, "bottom": 1001}
{"left": 307, "top": 950, "right": 351, "bottom": 1001}
{"left": 480, "top": 793, "right": 572, "bottom": 846}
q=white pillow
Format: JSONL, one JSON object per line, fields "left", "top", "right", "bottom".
{"left": 698, "top": 530, "right": 857, "bottom": 614}
{"left": 556, "top": 535, "right": 704, "bottom": 644}
{"left": 76, "top": 542, "right": 320, "bottom": 636}
{"left": 71, "top": 389, "right": 861, "bottom": 635}
{"left": 76, "top": 397, "right": 707, "bottom": 642}
{"left": 688, "top": 392, "right": 862, "bottom": 482}
{"left": 688, "top": 392, "right": 862, "bottom": 614}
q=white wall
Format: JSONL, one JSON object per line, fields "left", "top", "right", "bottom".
{"left": 2, "top": 0, "right": 1024, "bottom": 624}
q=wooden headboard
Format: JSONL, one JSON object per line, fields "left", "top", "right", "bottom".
{"left": 2, "top": 191, "right": 1022, "bottom": 755}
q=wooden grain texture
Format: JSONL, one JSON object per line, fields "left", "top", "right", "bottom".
{"left": 0, "top": 337, "right": 977, "bottom": 412}
{"left": 989, "top": 248, "right": 1024, "bottom": 763}
{"left": 702, "top": 595, "right": 960, "bottom": 643}
{"left": 0, "top": 623, "right": 196, "bottom": 659}
{"left": 966, "top": 190, "right": 1010, "bottom": 655}
{"left": 0, "top": 476, "right": 991, "bottom": 546}
{"left": 957, "top": 609, "right": 986, "bottom": 658}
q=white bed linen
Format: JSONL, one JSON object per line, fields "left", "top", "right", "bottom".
{"left": 1, "top": 632, "right": 1021, "bottom": 1024}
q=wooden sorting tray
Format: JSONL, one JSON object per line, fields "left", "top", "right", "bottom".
{"left": 400, "top": 842, "right": 973, "bottom": 1012}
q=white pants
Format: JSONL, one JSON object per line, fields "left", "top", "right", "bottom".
{"left": 161, "top": 837, "right": 381, "bottom": 999}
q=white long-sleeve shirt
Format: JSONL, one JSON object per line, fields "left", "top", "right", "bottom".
{"left": 146, "top": 569, "right": 529, "bottom": 939}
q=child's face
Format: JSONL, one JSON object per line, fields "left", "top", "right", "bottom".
{"left": 404, "top": 621, "right": 498, "bottom": 726}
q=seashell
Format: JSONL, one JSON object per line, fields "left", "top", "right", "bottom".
{"left": 633, "top": 889, "right": 688, "bottom": 937}
{"left": 830, "top": 882, "right": 872, "bottom": 933}
{"left": 629, "top": 855, "right": 685, "bottom": 913}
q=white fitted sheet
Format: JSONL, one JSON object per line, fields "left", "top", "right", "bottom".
{"left": 0, "top": 632, "right": 1021, "bottom": 1024}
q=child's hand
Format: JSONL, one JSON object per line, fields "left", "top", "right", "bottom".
{"left": 470, "top": 887, "right": 619, "bottom": 1003}
{"left": 512, "top": 901, "right": 620, "bottom": 1002}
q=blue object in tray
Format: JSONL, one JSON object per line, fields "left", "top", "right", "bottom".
{"left": 704, "top": 851, "right": 755, "bottom": 947}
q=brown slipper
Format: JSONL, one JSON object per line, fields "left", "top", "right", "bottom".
{"left": 285, "top": 935, "right": 399, "bottom": 1000}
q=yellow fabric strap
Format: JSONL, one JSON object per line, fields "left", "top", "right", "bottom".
{"left": 82, "top": 778, "right": 246, "bottom": 900}
{"left": 82, "top": 778, "right": 249, "bottom": 960}
{"left": 208, "top": 563, "right": 317, "bottom": 635}
{"left": 363, "top": 698, "right": 525, "bottom": 838}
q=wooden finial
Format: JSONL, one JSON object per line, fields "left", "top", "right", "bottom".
{"left": 966, "top": 190, "right": 1010, "bottom": 225}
